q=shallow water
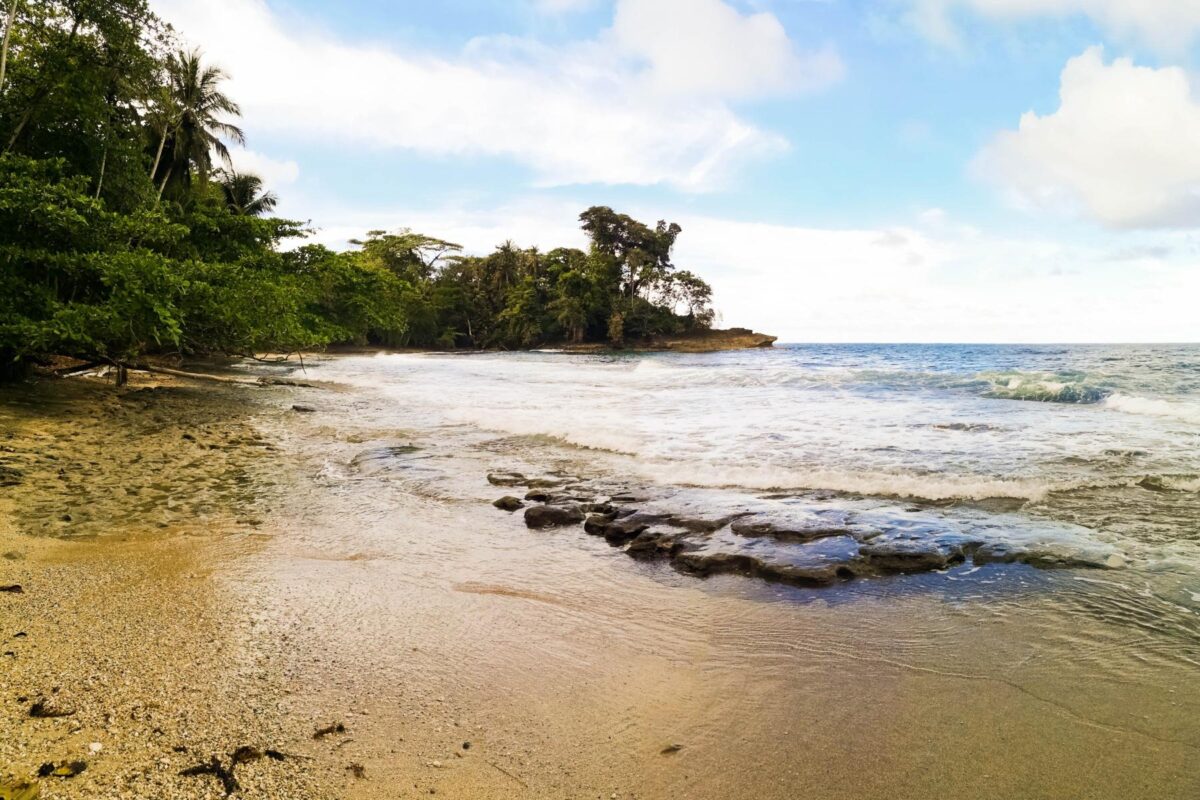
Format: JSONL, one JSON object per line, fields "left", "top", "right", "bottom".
{"left": 225, "top": 345, "right": 1200, "bottom": 798}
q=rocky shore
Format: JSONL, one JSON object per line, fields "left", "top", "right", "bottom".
{"left": 560, "top": 327, "right": 777, "bottom": 353}
{"left": 487, "top": 471, "right": 1128, "bottom": 588}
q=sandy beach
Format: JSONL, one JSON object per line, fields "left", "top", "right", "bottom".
{"left": 2, "top": 361, "right": 1198, "bottom": 799}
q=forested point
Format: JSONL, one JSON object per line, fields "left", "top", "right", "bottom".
{"left": 0, "top": 1, "right": 718, "bottom": 379}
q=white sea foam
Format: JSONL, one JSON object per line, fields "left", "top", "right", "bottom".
{"left": 636, "top": 463, "right": 1055, "bottom": 502}
{"left": 1104, "top": 393, "right": 1200, "bottom": 425}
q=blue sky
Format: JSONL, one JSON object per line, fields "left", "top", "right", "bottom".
{"left": 152, "top": 0, "right": 1200, "bottom": 342}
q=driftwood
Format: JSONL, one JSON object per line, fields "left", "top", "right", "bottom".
{"left": 125, "top": 363, "right": 261, "bottom": 385}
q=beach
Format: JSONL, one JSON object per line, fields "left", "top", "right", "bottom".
{"left": 2, "top": 348, "right": 1199, "bottom": 799}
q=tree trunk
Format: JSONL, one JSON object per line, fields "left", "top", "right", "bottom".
{"left": 157, "top": 163, "right": 172, "bottom": 200}
{"left": 149, "top": 124, "right": 168, "bottom": 181}
{"left": 93, "top": 143, "right": 107, "bottom": 199}
{"left": 0, "top": 0, "right": 19, "bottom": 96}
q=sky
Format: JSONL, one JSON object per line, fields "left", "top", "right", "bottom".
{"left": 149, "top": 0, "right": 1200, "bottom": 343}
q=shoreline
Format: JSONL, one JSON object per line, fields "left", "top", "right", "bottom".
{"left": 3, "top": 365, "right": 1198, "bottom": 799}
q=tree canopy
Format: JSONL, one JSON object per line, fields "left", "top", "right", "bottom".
{"left": 0, "top": 1, "right": 716, "bottom": 377}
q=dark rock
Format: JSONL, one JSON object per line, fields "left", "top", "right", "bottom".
{"left": 524, "top": 489, "right": 553, "bottom": 502}
{"left": 625, "top": 530, "right": 682, "bottom": 560}
{"left": 583, "top": 513, "right": 617, "bottom": 535}
{"left": 313, "top": 722, "right": 347, "bottom": 739}
{"left": 660, "top": 744, "right": 683, "bottom": 755}
{"left": 291, "top": 404, "right": 316, "bottom": 413}
{"left": 1, "top": 584, "right": 23, "bottom": 593}
{"left": 347, "top": 763, "right": 367, "bottom": 779}
{"left": 858, "top": 539, "right": 965, "bottom": 573}
{"left": 487, "top": 472, "right": 525, "bottom": 487}
{"left": 492, "top": 496, "right": 524, "bottom": 512}
{"left": 664, "top": 514, "right": 740, "bottom": 533}
{"left": 581, "top": 502, "right": 616, "bottom": 515}
{"left": 597, "top": 513, "right": 663, "bottom": 545}
{"left": 523, "top": 504, "right": 585, "bottom": 528}
{"left": 730, "top": 511, "right": 852, "bottom": 542}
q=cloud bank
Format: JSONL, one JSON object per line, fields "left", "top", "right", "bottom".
{"left": 152, "top": 0, "right": 840, "bottom": 189}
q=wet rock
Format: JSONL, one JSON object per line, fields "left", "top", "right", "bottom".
{"left": 625, "top": 530, "right": 683, "bottom": 560}
{"left": 672, "top": 550, "right": 852, "bottom": 586}
{"left": 974, "top": 543, "right": 1124, "bottom": 571}
{"left": 729, "top": 509, "right": 853, "bottom": 542}
{"left": 858, "top": 539, "right": 965, "bottom": 573}
{"left": 492, "top": 496, "right": 524, "bottom": 512}
{"left": 581, "top": 502, "right": 616, "bottom": 515}
{"left": 524, "top": 489, "right": 553, "bottom": 502}
{"left": 291, "top": 404, "right": 316, "bottom": 413}
{"left": 524, "top": 504, "right": 585, "bottom": 528}
{"left": 487, "top": 472, "right": 525, "bottom": 487}
{"left": 583, "top": 513, "right": 617, "bottom": 535}
{"left": 351, "top": 446, "right": 425, "bottom": 475}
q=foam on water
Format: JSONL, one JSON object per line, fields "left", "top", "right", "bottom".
{"left": 316, "top": 344, "right": 1200, "bottom": 569}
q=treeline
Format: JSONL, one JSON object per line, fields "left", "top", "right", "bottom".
{"left": 0, "top": 1, "right": 714, "bottom": 377}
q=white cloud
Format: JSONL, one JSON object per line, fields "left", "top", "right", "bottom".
{"left": 151, "top": 0, "right": 838, "bottom": 189}
{"left": 610, "top": 0, "right": 844, "bottom": 97}
{"left": 976, "top": 47, "right": 1200, "bottom": 229}
{"left": 910, "top": 0, "right": 1200, "bottom": 51}
{"left": 226, "top": 147, "right": 299, "bottom": 188}
{"left": 295, "top": 198, "right": 1200, "bottom": 343}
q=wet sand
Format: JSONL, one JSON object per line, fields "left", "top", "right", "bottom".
{"left": 2, "top": 367, "right": 1198, "bottom": 799}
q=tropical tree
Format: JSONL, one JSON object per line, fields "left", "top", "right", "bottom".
{"left": 156, "top": 48, "right": 244, "bottom": 198}
{"left": 219, "top": 170, "right": 277, "bottom": 216}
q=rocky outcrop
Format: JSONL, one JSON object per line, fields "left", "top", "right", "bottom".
{"left": 491, "top": 471, "right": 1127, "bottom": 589}
{"left": 561, "top": 328, "right": 776, "bottom": 354}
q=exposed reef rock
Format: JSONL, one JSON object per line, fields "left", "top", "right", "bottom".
{"left": 493, "top": 472, "right": 1128, "bottom": 589}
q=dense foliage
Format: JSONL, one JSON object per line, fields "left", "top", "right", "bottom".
{"left": 0, "top": 1, "right": 714, "bottom": 376}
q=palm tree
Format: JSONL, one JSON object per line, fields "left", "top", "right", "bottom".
{"left": 156, "top": 48, "right": 244, "bottom": 199}
{"left": 219, "top": 170, "right": 277, "bottom": 216}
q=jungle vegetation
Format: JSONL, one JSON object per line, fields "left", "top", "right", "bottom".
{"left": 0, "top": 0, "right": 715, "bottom": 378}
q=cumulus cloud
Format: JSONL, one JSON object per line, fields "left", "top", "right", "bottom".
{"left": 975, "top": 48, "right": 1200, "bottom": 229}
{"left": 226, "top": 147, "right": 299, "bottom": 188}
{"left": 610, "top": 0, "right": 844, "bottom": 97}
{"left": 910, "top": 0, "right": 1200, "bottom": 51}
{"left": 151, "top": 0, "right": 839, "bottom": 189}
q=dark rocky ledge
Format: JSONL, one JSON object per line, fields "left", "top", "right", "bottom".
{"left": 489, "top": 472, "right": 1127, "bottom": 590}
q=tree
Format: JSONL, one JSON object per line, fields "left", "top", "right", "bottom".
{"left": 156, "top": 48, "right": 244, "bottom": 199}
{"left": 219, "top": 170, "right": 277, "bottom": 216}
